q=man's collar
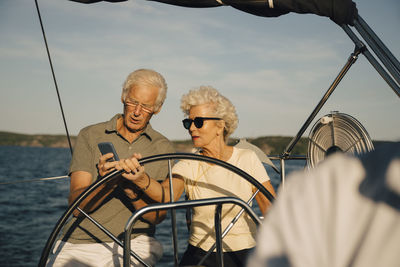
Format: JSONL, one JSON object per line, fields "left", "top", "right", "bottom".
{"left": 105, "top": 114, "right": 154, "bottom": 141}
{"left": 105, "top": 114, "right": 120, "bottom": 133}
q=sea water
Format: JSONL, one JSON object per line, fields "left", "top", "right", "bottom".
{"left": 0, "top": 146, "right": 305, "bottom": 266}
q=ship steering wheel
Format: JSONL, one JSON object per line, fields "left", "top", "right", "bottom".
{"left": 39, "top": 153, "right": 275, "bottom": 267}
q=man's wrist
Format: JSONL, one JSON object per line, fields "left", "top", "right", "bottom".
{"left": 140, "top": 174, "right": 151, "bottom": 192}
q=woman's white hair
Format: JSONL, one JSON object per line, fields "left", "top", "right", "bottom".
{"left": 180, "top": 86, "right": 238, "bottom": 140}
{"left": 121, "top": 69, "right": 167, "bottom": 112}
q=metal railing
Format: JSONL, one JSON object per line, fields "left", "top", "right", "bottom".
{"left": 123, "top": 197, "right": 262, "bottom": 267}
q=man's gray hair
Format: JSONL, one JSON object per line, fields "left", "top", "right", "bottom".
{"left": 121, "top": 69, "right": 167, "bottom": 112}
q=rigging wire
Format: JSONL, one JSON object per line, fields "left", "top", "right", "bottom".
{"left": 0, "top": 2, "right": 74, "bottom": 186}
{"left": 34, "top": 0, "right": 73, "bottom": 155}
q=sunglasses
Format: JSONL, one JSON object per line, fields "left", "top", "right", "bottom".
{"left": 182, "top": 117, "right": 222, "bottom": 129}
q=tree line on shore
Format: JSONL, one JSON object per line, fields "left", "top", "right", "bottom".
{"left": 0, "top": 131, "right": 393, "bottom": 156}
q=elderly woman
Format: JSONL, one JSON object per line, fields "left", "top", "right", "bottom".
{"left": 174, "top": 86, "right": 276, "bottom": 266}
{"left": 116, "top": 86, "right": 276, "bottom": 267}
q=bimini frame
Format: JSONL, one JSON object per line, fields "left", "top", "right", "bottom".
{"left": 274, "top": 14, "right": 399, "bottom": 187}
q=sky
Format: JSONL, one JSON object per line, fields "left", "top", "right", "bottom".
{"left": 0, "top": 0, "right": 399, "bottom": 142}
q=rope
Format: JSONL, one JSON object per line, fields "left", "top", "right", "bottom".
{"left": 0, "top": 175, "right": 69, "bottom": 185}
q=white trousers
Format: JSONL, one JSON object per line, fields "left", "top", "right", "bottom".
{"left": 47, "top": 235, "right": 163, "bottom": 267}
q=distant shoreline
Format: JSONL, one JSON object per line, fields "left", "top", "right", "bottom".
{"left": 0, "top": 131, "right": 395, "bottom": 155}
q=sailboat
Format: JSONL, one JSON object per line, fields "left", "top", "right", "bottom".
{"left": 1, "top": 0, "right": 399, "bottom": 266}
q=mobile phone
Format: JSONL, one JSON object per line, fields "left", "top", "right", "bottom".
{"left": 98, "top": 142, "right": 120, "bottom": 162}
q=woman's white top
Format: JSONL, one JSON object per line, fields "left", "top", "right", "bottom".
{"left": 172, "top": 147, "right": 270, "bottom": 251}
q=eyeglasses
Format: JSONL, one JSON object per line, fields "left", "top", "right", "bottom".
{"left": 124, "top": 99, "right": 154, "bottom": 114}
{"left": 182, "top": 117, "right": 221, "bottom": 129}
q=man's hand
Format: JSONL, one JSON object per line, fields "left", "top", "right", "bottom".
{"left": 116, "top": 153, "right": 149, "bottom": 187}
{"left": 97, "top": 153, "right": 120, "bottom": 177}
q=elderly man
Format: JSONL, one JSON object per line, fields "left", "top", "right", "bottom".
{"left": 48, "top": 69, "right": 175, "bottom": 266}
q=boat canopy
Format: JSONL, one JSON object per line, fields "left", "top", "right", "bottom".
{"left": 69, "top": 0, "right": 358, "bottom": 26}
